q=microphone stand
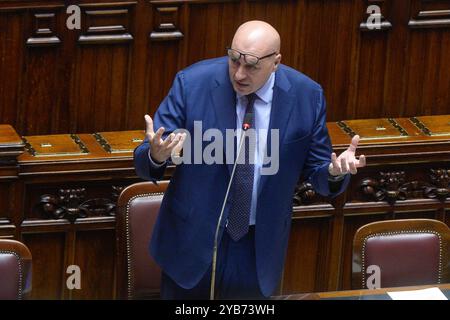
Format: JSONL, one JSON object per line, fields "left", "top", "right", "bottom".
{"left": 210, "top": 128, "right": 249, "bottom": 300}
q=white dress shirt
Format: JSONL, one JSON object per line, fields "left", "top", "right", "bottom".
{"left": 235, "top": 72, "right": 275, "bottom": 225}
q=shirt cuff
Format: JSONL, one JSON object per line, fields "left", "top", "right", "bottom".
{"left": 328, "top": 174, "right": 346, "bottom": 182}
{"left": 148, "top": 150, "right": 166, "bottom": 168}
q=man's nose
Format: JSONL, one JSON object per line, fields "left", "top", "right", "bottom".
{"left": 234, "top": 64, "right": 247, "bottom": 81}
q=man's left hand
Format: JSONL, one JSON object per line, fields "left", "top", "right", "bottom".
{"left": 329, "top": 135, "right": 366, "bottom": 176}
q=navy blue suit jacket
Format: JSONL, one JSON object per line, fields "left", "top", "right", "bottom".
{"left": 134, "top": 57, "right": 349, "bottom": 297}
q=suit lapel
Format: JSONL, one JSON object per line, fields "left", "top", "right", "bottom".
{"left": 211, "top": 72, "right": 236, "bottom": 176}
{"left": 257, "top": 69, "right": 294, "bottom": 196}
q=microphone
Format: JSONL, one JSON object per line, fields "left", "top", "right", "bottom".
{"left": 210, "top": 109, "right": 253, "bottom": 300}
{"left": 242, "top": 110, "right": 253, "bottom": 131}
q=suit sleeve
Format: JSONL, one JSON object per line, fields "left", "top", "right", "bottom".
{"left": 133, "top": 71, "right": 187, "bottom": 182}
{"left": 302, "top": 89, "right": 350, "bottom": 197}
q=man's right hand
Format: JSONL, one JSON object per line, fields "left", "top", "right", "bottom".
{"left": 145, "top": 114, "right": 186, "bottom": 163}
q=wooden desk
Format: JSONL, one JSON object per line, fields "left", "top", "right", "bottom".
{"left": 1, "top": 114, "right": 450, "bottom": 299}
{"left": 276, "top": 283, "right": 450, "bottom": 300}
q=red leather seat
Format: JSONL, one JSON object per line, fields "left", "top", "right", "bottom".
{"left": 116, "top": 181, "right": 168, "bottom": 299}
{"left": 0, "top": 239, "right": 32, "bottom": 299}
{"left": 352, "top": 219, "right": 450, "bottom": 289}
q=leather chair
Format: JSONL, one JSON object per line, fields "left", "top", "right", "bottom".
{"left": 0, "top": 239, "right": 32, "bottom": 299}
{"left": 116, "top": 181, "right": 168, "bottom": 299}
{"left": 352, "top": 219, "right": 450, "bottom": 289}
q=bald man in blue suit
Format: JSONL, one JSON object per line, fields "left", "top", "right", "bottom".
{"left": 134, "top": 20, "right": 366, "bottom": 299}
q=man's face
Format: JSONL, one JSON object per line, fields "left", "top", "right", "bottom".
{"left": 228, "top": 46, "right": 280, "bottom": 95}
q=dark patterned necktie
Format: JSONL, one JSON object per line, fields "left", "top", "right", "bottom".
{"left": 227, "top": 93, "right": 257, "bottom": 241}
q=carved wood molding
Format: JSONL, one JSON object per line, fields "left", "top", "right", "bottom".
{"left": 360, "top": 171, "right": 407, "bottom": 205}
{"left": 35, "top": 186, "right": 120, "bottom": 223}
{"left": 293, "top": 182, "right": 317, "bottom": 206}
{"left": 359, "top": 169, "right": 450, "bottom": 204}
{"left": 26, "top": 8, "right": 63, "bottom": 47}
{"left": 78, "top": 2, "right": 136, "bottom": 45}
{"left": 409, "top": 1, "right": 450, "bottom": 29}
{"left": 112, "top": 185, "right": 125, "bottom": 202}
{"left": 150, "top": 5, "right": 183, "bottom": 41}
{"left": 426, "top": 169, "right": 450, "bottom": 201}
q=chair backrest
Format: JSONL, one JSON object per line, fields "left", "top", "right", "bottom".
{"left": 352, "top": 218, "right": 450, "bottom": 289}
{"left": 116, "top": 181, "right": 168, "bottom": 299}
{"left": 0, "top": 239, "right": 32, "bottom": 299}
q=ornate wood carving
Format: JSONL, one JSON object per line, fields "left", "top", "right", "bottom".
{"left": 360, "top": 169, "right": 450, "bottom": 204}
{"left": 36, "top": 187, "right": 116, "bottom": 222}
{"left": 425, "top": 169, "right": 450, "bottom": 202}
{"left": 293, "top": 182, "right": 317, "bottom": 206}
{"left": 112, "top": 185, "right": 125, "bottom": 203}
{"left": 37, "top": 188, "right": 87, "bottom": 222}
{"left": 360, "top": 171, "right": 407, "bottom": 204}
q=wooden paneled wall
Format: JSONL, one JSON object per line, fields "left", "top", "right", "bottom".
{"left": 1, "top": 0, "right": 449, "bottom": 136}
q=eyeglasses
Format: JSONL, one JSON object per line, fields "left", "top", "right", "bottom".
{"left": 226, "top": 47, "right": 277, "bottom": 67}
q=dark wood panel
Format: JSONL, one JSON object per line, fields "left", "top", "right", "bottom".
{"left": 394, "top": 210, "right": 439, "bottom": 220}
{"left": 282, "top": 217, "right": 332, "bottom": 294}
{"left": 0, "top": 184, "right": 12, "bottom": 220}
{"left": 0, "top": 12, "right": 25, "bottom": 127}
{"left": 436, "top": 32, "right": 450, "bottom": 114}
{"left": 145, "top": 41, "right": 182, "bottom": 126}
{"left": 22, "top": 232, "right": 66, "bottom": 299}
{"left": 185, "top": 2, "right": 240, "bottom": 64}
{"left": 381, "top": 0, "right": 411, "bottom": 117}
{"left": 355, "top": 32, "right": 389, "bottom": 119}
{"left": 445, "top": 210, "right": 450, "bottom": 228}
{"left": 287, "top": 0, "right": 322, "bottom": 85}
{"left": 322, "top": 1, "right": 359, "bottom": 122}
{"left": 71, "top": 45, "right": 131, "bottom": 134}
{"left": 1, "top": 0, "right": 450, "bottom": 135}
{"left": 20, "top": 47, "right": 61, "bottom": 135}
{"left": 71, "top": 229, "right": 116, "bottom": 299}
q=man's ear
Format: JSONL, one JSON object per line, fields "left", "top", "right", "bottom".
{"left": 273, "top": 54, "right": 282, "bottom": 71}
